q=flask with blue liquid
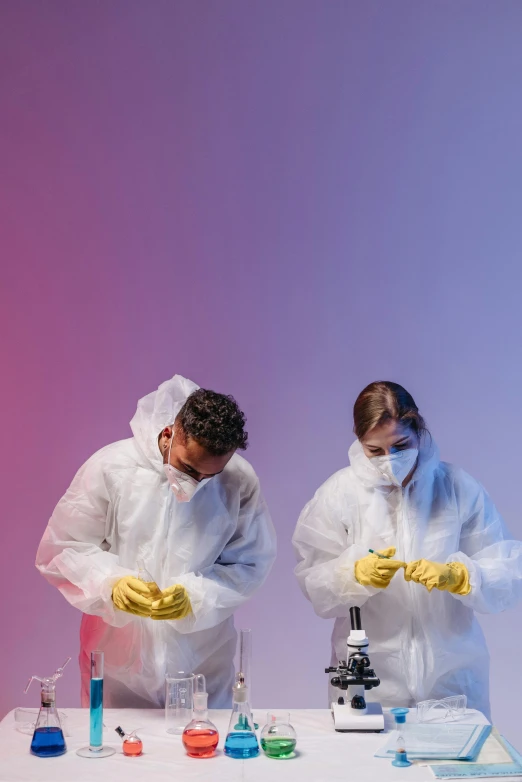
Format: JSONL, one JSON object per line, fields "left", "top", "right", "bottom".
{"left": 224, "top": 678, "right": 259, "bottom": 758}
{"left": 25, "top": 657, "right": 70, "bottom": 758}
{"left": 224, "top": 628, "right": 259, "bottom": 759}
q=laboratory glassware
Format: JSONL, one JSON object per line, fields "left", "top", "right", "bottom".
{"left": 115, "top": 726, "right": 143, "bottom": 756}
{"left": 15, "top": 708, "right": 70, "bottom": 737}
{"left": 182, "top": 675, "right": 219, "bottom": 758}
{"left": 224, "top": 677, "right": 259, "bottom": 759}
{"left": 165, "top": 671, "right": 195, "bottom": 734}
{"left": 25, "top": 657, "right": 70, "bottom": 757}
{"left": 77, "top": 650, "right": 115, "bottom": 758}
{"left": 390, "top": 707, "right": 412, "bottom": 767}
{"left": 137, "top": 558, "right": 162, "bottom": 602}
{"left": 260, "top": 712, "right": 297, "bottom": 759}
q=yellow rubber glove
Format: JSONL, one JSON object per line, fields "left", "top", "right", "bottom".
{"left": 404, "top": 559, "right": 471, "bottom": 595}
{"left": 151, "top": 584, "right": 192, "bottom": 621}
{"left": 141, "top": 580, "right": 163, "bottom": 602}
{"left": 354, "top": 547, "right": 406, "bottom": 588}
{"left": 112, "top": 576, "right": 153, "bottom": 617}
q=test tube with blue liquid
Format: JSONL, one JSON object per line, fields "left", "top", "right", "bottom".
{"left": 77, "top": 651, "right": 115, "bottom": 758}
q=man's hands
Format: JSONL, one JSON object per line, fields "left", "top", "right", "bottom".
{"left": 151, "top": 584, "right": 192, "bottom": 620}
{"left": 112, "top": 576, "right": 153, "bottom": 617}
{"left": 112, "top": 577, "right": 193, "bottom": 619}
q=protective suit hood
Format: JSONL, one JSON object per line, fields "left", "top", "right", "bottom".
{"left": 130, "top": 375, "right": 199, "bottom": 472}
{"left": 348, "top": 433, "right": 440, "bottom": 488}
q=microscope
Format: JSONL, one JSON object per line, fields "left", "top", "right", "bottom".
{"left": 325, "top": 606, "right": 385, "bottom": 731}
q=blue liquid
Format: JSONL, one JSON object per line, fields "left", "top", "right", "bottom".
{"left": 224, "top": 731, "right": 259, "bottom": 759}
{"left": 90, "top": 678, "right": 103, "bottom": 749}
{"left": 30, "top": 727, "right": 66, "bottom": 758}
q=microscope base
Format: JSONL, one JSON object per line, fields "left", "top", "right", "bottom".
{"left": 331, "top": 701, "right": 384, "bottom": 732}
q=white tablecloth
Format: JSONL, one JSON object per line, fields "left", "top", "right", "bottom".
{"left": 0, "top": 707, "right": 488, "bottom": 782}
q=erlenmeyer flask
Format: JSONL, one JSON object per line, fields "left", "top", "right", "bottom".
{"left": 25, "top": 658, "right": 70, "bottom": 758}
{"left": 31, "top": 701, "right": 66, "bottom": 758}
{"left": 224, "top": 680, "right": 259, "bottom": 759}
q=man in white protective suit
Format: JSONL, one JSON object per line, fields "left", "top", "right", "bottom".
{"left": 36, "top": 375, "right": 276, "bottom": 708}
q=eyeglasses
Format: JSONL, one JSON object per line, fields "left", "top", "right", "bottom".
{"left": 417, "top": 695, "right": 467, "bottom": 723}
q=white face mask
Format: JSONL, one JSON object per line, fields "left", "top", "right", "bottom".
{"left": 163, "top": 433, "right": 209, "bottom": 502}
{"left": 163, "top": 463, "right": 200, "bottom": 502}
{"left": 371, "top": 448, "right": 419, "bottom": 486}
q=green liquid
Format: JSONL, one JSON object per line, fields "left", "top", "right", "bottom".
{"left": 260, "top": 737, "right": 296, "bottom": 758}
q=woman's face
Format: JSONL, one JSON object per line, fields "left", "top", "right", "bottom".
{"left": 360, "top": 419, "right": 419, "bottom": 459}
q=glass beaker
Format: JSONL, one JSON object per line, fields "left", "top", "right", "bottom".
{"left": 260, "top": 712, "right": 297, "bottom": 759}
{"left": 165, "top": 672, "right": 195, "bottom": 735}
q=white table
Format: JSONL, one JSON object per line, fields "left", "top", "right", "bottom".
{"left": 0, "top": 707, "right": 487, "bottom": 782}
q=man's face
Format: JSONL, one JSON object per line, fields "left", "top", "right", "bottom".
{"left": 160, "top": 425, "right": 235, "bottom": 481}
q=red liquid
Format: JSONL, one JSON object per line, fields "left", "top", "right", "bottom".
{"left": 182, "top": 728, "right": 219, "bottom": 758}
{"left": 123, "top": 739, "right": 143, "bottom": 756}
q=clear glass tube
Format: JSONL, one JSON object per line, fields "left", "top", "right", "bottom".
{"left": 76, "top": 651, "right": 115, "bottom": 758}
{"left": 90, "top": 651, "right": 104, "bottom": 750}
{"left": 239, "top": 629, "right": 252, "bottom": 695}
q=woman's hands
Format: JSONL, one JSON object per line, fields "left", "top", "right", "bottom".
{"left": 355, "top": 551, "right": 471, "bottom": 595}
{"left": 354, "top": 547, "right": 406, "bottom": 588}
{"left": 404, "top": 560, "right": 471, "bottom": 595}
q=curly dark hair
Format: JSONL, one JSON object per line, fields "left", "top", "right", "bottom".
{"left": 175, "top": 389, "right": 248, "bottom": 455}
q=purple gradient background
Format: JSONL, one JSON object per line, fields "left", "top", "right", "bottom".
{"left": 2, "top": 0, "right": 522, "bottom": 743}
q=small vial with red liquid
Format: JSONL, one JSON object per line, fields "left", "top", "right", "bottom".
{"left": 115, "top": 726, "right": 143, "bottom": 756}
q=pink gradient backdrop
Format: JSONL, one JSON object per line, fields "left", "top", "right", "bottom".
{"left": 2, "top": 0, "right": 522, "bottom": 743}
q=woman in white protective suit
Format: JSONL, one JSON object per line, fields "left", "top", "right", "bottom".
{"left": 36, "top": 375, "right": 276, "bottom": 708}
{"left": 293, "top": 381, "right": 522, "bottom": 719}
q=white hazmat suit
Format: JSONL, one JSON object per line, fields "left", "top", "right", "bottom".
{"left": 36, "top": 375, "right": 276, "bottom": 708}
{"left": 293, "top": 437, "right": 522, "bottom": 718}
